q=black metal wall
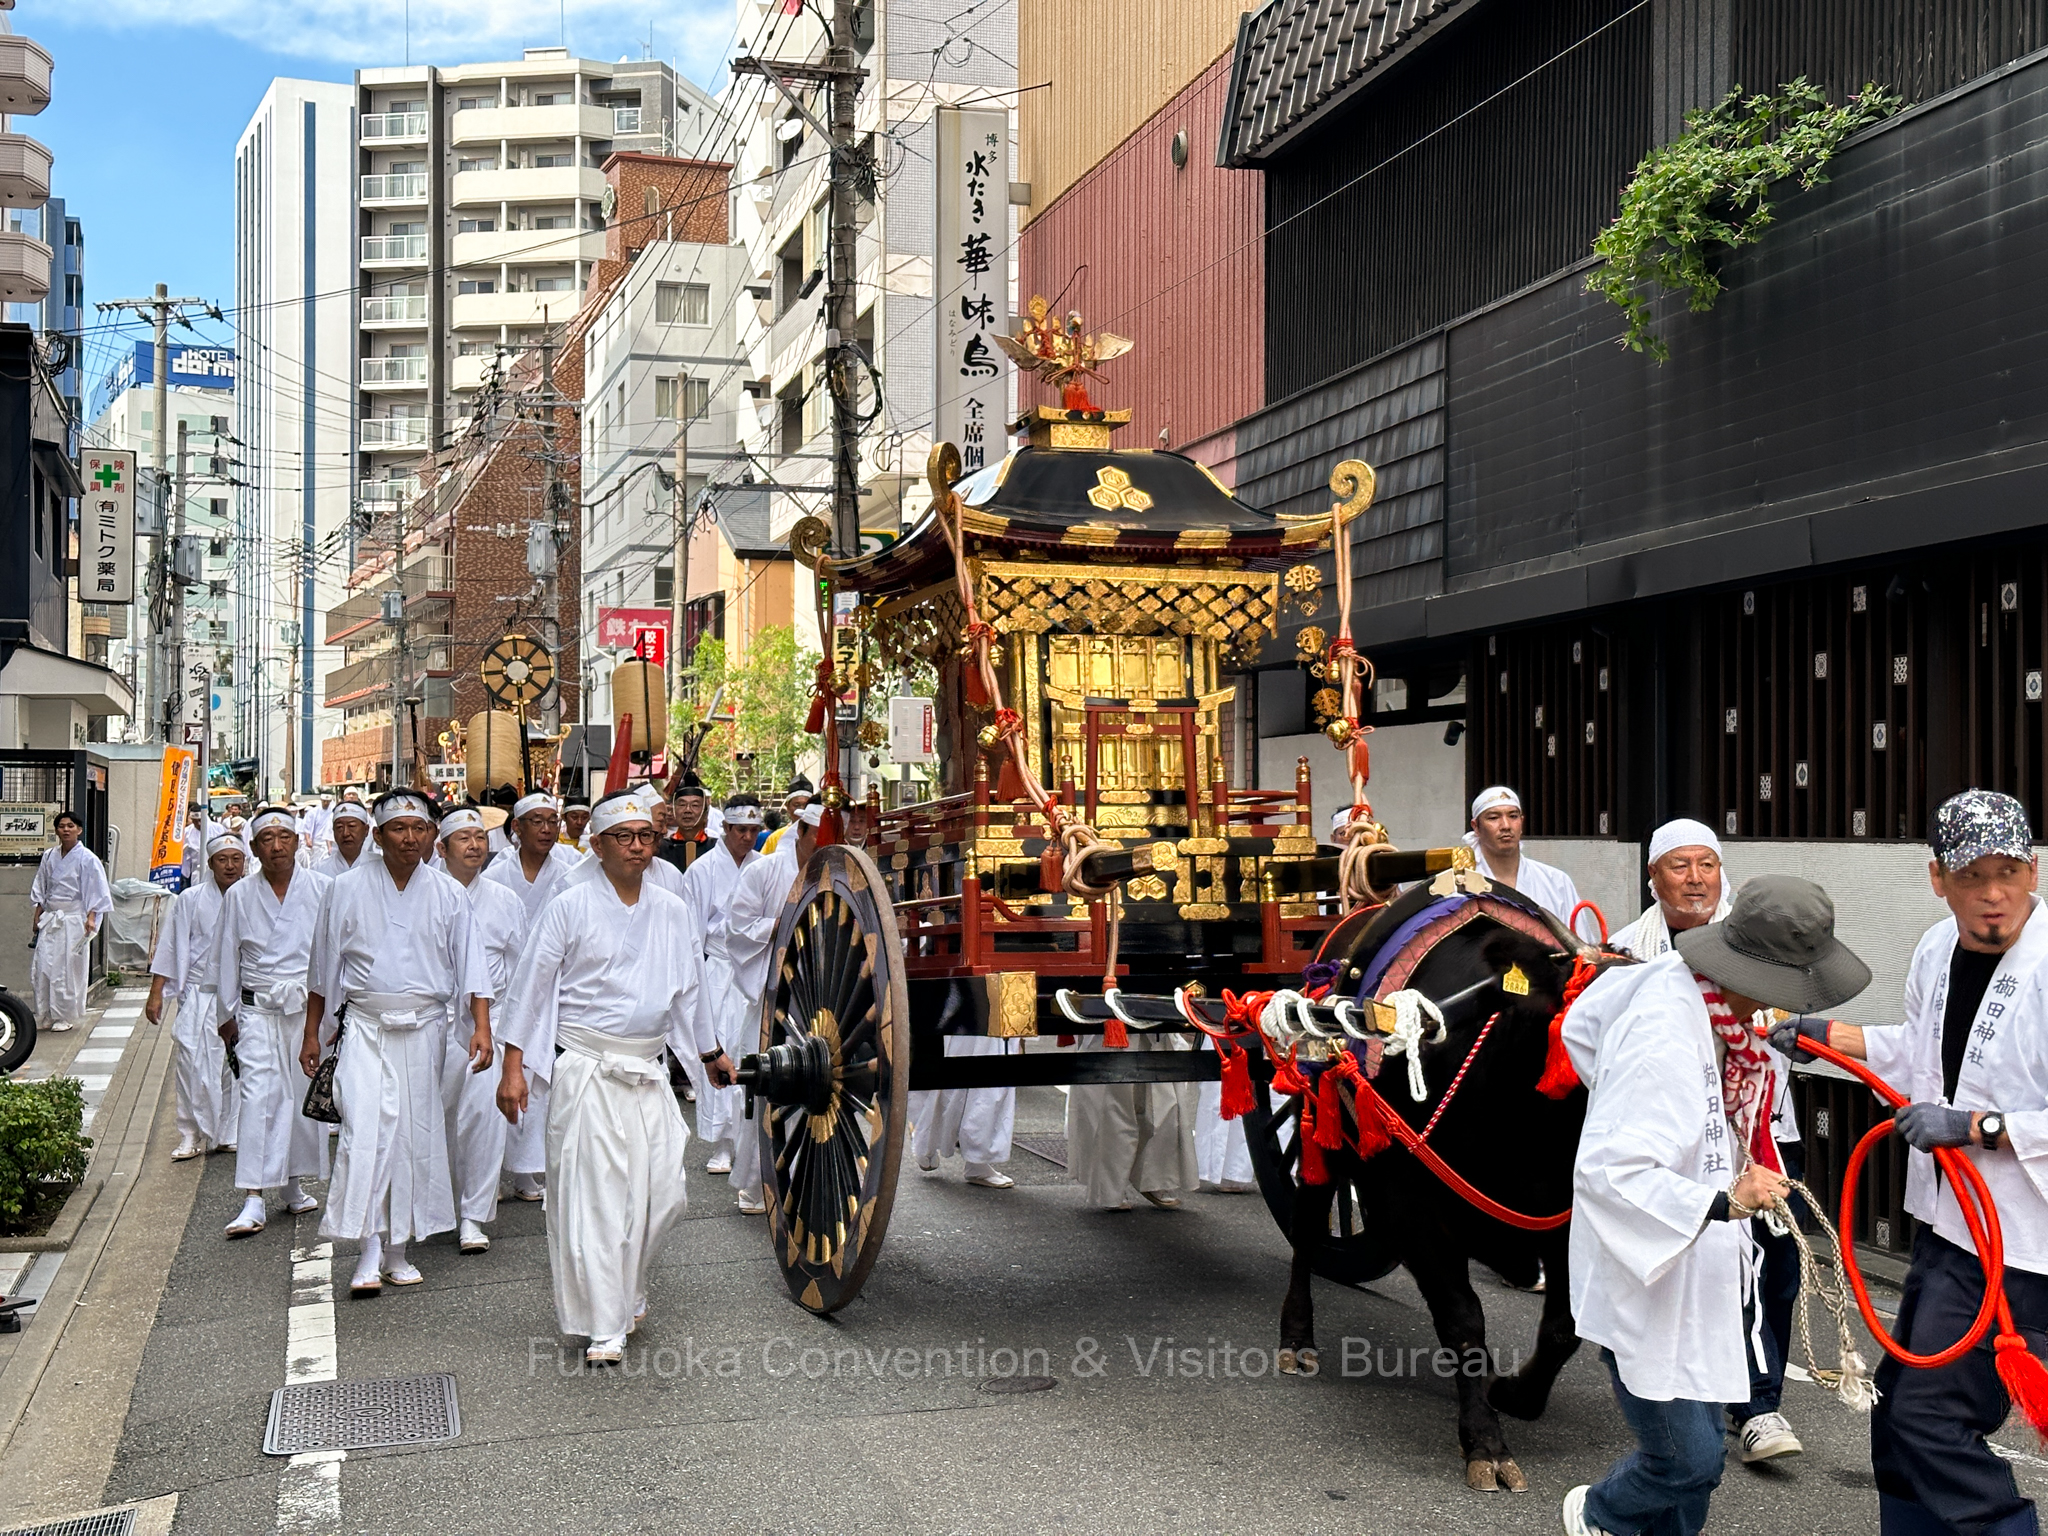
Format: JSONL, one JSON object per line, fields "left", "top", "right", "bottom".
{"left": 1733, "top": 0, "right": 2048, "bottom": 103}
{"left": 1261, "top": 0, "right": 1653, "bottom": 403}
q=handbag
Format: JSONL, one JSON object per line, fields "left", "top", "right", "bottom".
{"left": 300, "top": 1005, "right": 347, "bottom": 1124}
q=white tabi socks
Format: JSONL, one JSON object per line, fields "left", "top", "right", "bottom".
{"left": 351, "top": 1234, "right": 384, "bottom": 1294}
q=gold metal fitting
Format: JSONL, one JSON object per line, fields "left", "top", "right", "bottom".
{"left": 1324, "top": 718, "right": 1356, "bottom": 747}
{"left": 821, "top": 784, "right": 848, "bottom": 810}
{"left": 976, "top": 724, "right": 1003, "bottom": 750}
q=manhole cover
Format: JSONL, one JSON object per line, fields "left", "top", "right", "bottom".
{"left": 264, "top": 1373, "right": 460, "bottom": 1456}
{"left": 2, "top": 1511, "right": 134, "bottom": 1536}
{"left": 979, "top": 1375, "right": 1058, "bottom": 1395}
{"left": 1011, "top": 1134, "right": 1067, "bottom": 1169}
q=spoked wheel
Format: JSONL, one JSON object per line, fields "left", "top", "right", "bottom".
{"left": 0, "top": 988, "right": 34, "bottom": 1075}
{"left": 1241, "top": 1069, "right": 1398, "bottom": 1287}
{"left": 742, "top": 842, "right": 909, "bottom": 1315}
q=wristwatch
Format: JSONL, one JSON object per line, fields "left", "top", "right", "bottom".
{"left": 1981, "top": 1112, "right": 2007, "bottom": 1151}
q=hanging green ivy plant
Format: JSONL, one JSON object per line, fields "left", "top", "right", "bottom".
{"left": 1587, "top": 78, "right": 1903, "bottom": 360}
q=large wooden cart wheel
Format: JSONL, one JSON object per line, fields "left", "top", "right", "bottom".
{"left": 742, "top": 842, "right": 910, "bottom": 1315}
{"left": 1241, "top": 1075, "right": 1398, "bottom": 1288}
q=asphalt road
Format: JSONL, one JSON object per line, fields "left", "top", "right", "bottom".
{"left": 96, "top": 1086, "right": 2048, "bottom": 1535}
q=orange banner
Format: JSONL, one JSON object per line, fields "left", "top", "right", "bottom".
{"left": 149, "top": 747, "right": 195, "bottom": 890}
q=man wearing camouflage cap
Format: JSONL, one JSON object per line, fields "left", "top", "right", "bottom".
{"left": 1774, "top": 789, "right": 2048, "bottom": 1536}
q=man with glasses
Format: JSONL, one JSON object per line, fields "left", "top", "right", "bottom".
{"left": 498, "top": 788, "right": 735, "bottom": 1364}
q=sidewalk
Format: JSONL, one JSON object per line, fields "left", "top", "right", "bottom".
{"left": 0, "top": 986, "right": 202, "bottom": 1530}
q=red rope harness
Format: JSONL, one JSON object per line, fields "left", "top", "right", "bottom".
{"left": 1419, "top": 1012, "right": 1500, "bottom": 1141}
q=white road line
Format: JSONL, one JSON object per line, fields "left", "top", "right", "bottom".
{"left": 99, "top": 1006, "right": 143, "bottom": 1020}
{"left": 277, "top": 1240, "right": 342, "bottom": 1534}
{"left": 72, "top": 1049, "right": 125, "bottom": 1064}
{"left": 89, "top": 1024, "right": 134, "bottom": 1039}
{"left": 76, "top": 1074, "right": 111, "bottom": 1092}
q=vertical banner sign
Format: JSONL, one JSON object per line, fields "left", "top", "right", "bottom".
{"left": 148, "top": 747, "right": 196, "bottom": 891}
{"left": 935, "top": 106, "right": 1010, "bottom": 476}
{"left": 81, "top": 450, "right": 136, "bottom": 604}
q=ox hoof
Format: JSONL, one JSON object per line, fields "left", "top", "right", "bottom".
{"left": 1464, "top": 1458, "right": 1528, "bottom": 1494}
{"left": 1277, "top": 1346, "right": 1318, "bottom": 1377}
{"left": 1496, "top": 1459, "right": 1528, "bottom": 1493}
{"left": 1466, "top": 1460, "right": 1498, "bottom": 1493}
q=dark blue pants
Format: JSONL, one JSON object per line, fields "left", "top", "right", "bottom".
{"left": 1731, "top": 1140, "right": 1805, "bottom": 1423}
{"left": 1873, "top": 1229, "right": 2048, "bottom": 1536}
{"left": 1586, "top": 1348, "right": 1727, "bottom": 1536}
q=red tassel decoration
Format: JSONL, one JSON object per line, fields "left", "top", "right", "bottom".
{"left": 1102, "top": 1013, "right": 1129, "bottom": 1050}
{"left": 996, "top": 756, "right": 1026, "bottom": 804}
{"left": 1299, "top": 1091, "right": 1329, "bottom": 1185}
{"left": 1997, "top": 1331, "right": 2048, "bottom": 1439}
{"left": 962, "top": 664, "right": 990, "bottom": 709}
{"left": 1352, "top": 1088, "right": 1391, "bottom": 1161}
{"left": 1535, "top": 954, "right": 1598, "bottom": 1099}
{"left": 1218, "top": 1042, "right": 1256, "bottom": 1121}
{"left": 1314, "top": 1067, "right": 1347, "bottom": 1150}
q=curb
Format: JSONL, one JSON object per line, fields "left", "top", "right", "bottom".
{"left": 0, "top": 1180, "right": 102, "bottom": 1254}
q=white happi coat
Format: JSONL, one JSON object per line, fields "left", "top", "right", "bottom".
{"left": 310, "top": 843, "right": 379, "bottom": 881}
{"left": 213, "top": 867, "right": 333, "bottom": 1190}
{"left": 150, "top": 873, "right": 240, "bottom": 1149}
{"left": 30, "top": 842, "right": 111, "bottom": 1029}
{"left": 1474, "top": 845, "right": 1597, "bottom": 942}
{"left": 501, "top": 877, "right": 717, "bottom": 1341}
{"left": 446, "top": 873, "right": 524, "bottom": 1221}
{"left": 483, "top": 841, "right": 585, "bottom": 921}
{"left": 1564, "top": 951, "right": 1756, "bottom": 1402}
{"left": 309, "top": 861, "right": 492, "bottom": 1246}
{"left": 726, "top": 844, "right": 802, "bottom": 1197}
{"left": 682, "top": 843, "right": 758, "bottom": 1146}
{"left": 1865, "top": 898, "right": 2048, "bottom": 1276}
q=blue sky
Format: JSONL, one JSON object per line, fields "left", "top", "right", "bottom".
{"left": 20, "top": 0, "right": 735, "bottom": 377}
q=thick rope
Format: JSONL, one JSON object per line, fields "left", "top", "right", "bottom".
{"left": 1776, "top": 1176, "right": 1882, "bottom": 1411}
{"left": 1378, "top": 988, "right": 1446, "bottom": 1103}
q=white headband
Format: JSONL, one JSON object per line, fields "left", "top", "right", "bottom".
{"left": 723, "top": 804, "right": 764, "bottom": 828}
{"left": 1470, "top": 786, "right": 1521, "bottom": 821}
{"left": 795, "top": 802, "right": 824, "bottom": 828}
{"left": 589, "top": 796, "right": 653, "bottom": 837}
{"left": 374, "top": 793, "right": 436, "bottom": 827}
{"left": 249, "top": 810, "right": 296, "bottom": 839}
{"left": 334, "top": 802, "right": 372, "bottom": 827}
{"left": 1648, "top": 817, "right": 1723, "bottom": 865}
{"left": 206, "top": 829, "right": 244, "bottom": 857}
{"left": 513, "top": 792, "right": 558, "bottom": 820}
{"left": 439, "top": 808, "right": 485, "bottom": 837}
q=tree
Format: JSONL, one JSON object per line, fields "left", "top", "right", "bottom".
{"left": 674, "top": 625, "right": 818, "bottom": 797}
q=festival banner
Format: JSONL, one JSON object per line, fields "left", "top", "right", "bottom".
{"left": 148, "top": 747, "right": 195, "bottom": 891}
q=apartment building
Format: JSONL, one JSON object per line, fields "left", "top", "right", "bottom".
{"left": 352, "top": 47, "right": 722, "bottom": 525}
{"left": 4, "top": 196, "right": 81, "bottom": 424}
{"left": 233, "top": 78, "right": 356, "bottom": 797}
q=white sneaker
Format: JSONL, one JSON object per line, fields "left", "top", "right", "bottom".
{"left": 705, "top": 1150, "right": 733, "bottom": 1175}
{"left": 458, "top": 1219, "right": 490, "bottom": 1254}
{"left": 171, "top": 1138, "right": 203, "bottom": 1162}
{"left": 1737, "top": 1411, "right": 1803, "bottom": 1462}
{"left": 1561, "top": 1485, "right": 1615, "bottom": 1536}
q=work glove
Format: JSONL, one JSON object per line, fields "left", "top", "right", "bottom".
{"left": 1767, "top": 1015, "right": 1832, "bottom": 1063}
{"left": 1894, "top": 1102, "right": 1977, "bottom": 1151}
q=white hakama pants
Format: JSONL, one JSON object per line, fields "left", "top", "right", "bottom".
{"left": 1065, "top": 1034, "right": 1200, "bottom": 1207}
{"left": 503, "top": 1074, "right": 551, "bottom": 1176}
{"left": 171, "top": 987, "right": 238, "bottom": 1150}
{"left": 234, "top": 1001, "right": 329, "bottom": 1191}
{"left": 321, "top": 998, "right": 455, "bottom": 1246}
{"left": 911, "top": 1036, "right": 1016, "bottom": 1169}
{"left": 440, "top": 1021, "right": 506, "bottom": 1223}
{"left": 695, "top": 955, "right": 747, "bottom": 1147}
{"left": 545, "top": 1023, "right": 689, "bottom": 1343}
{"left": 1195, "top": 1037, "right": 1253, "bottom": 1187}
{"left": 32, "top": 909, "right": 89, "bottom": 1030}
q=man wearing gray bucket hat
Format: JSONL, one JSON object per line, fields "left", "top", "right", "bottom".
{"left": 1772, "top": 788, "right": 2048, "bottom": 1536}
{"left": 1560, "top": 874, "right": 1870, "bottom": 1536}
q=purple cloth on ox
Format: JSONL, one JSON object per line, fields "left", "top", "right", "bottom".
{"left": 1356, "top": 896, "right": 1469, "bottom": 996}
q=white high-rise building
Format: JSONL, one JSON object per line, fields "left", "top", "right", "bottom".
{"left": 233, "top": 79, "right": 355, "bottom": 798}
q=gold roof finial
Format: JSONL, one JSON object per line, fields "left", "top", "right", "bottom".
{"left": 996, "top": 295, "right": 1133, "bottom": 414}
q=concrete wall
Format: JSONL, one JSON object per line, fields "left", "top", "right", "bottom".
{"left": 1523, "top": 838, "right": 1645, "bottom": 936}
{"left": 1256, "top": 722, "right": 1468, "bottom": 847}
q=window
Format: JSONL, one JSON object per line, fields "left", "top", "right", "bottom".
{"left": 63, "top": 274, "right": 82, "bottom": 307}
{"left": 777, "top": 231, "right": 805, "bottom": 316}
{"left": 654, "top": 564, "right": 673, "bottom": 604}
{"left": 387, "top": 220, "right": 424, "bottom": 236}
{"left": 644, "top": 186, "right": 661, "bottom": 217}
{"left": 656, "top": 282, "right": 709, "bottom": 325}
{"left": 387, "top": 159, "right": 424, "bottom": 175}
{"left": 457, "top": 217, "right": 495, "bottom": 233}
{"left": 388, "top": 343, "right": 426, "bottom": 358}
{"left": 64, "top": 220, "right": 80, "bottom": 248}
{"left": 457, "top": 156, "right": 497, "bottom": 173}
{"left": 532, "top": 153, "right": 571, "bottom": 168}
{"left": 531, "top": 215, "right": 571, "bottom": 230}
{"left": 209, "top": 498, "right": 226, "bottom": 520}
{"left": 532, "top": 91, "right": 569, "bottom": 106}
{"left": 657, "top": 374, "right": 710, "bottom": 422}
{"left": 532, "top": 275, "right": 573, "bottom": 292}
{"left": 457, "top": 95, "right": 497, "bottom": 111}
{"left": 457, "top": 340, "right": 489, "bottom": 355}
{"left": 457, "top": 279, "right": 495, "bottom": 294}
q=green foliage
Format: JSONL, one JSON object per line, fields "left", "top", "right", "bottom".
{"left": 1587, "top": 78, "right": 1902, "bottom": 360}
{"left": 0, "top": 1076, "right": 92, "bottom": 1227}
{"left": 674, "top": 625, "right": 821, "bottom": 796}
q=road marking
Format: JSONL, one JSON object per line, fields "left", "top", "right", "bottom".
{"left": 73, "top": 1049, "right": 125, "bottom": 1064}
{"left": 278, "top": 1240, "right": 342, "bottom": 1534}
{"left": 75, "top": 1074, "right": 111, "bottom": 1092}
{"left": 100, "top": 1006, "right": 143, "bottom": 1020}
{"left": 89, "top": 1024, "right": 134, "bottom": 1039}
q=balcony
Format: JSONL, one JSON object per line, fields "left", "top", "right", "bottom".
{"left": 403, "top": 553, "right": 455, "bottom": 602}
{"left": 360, "top": 293, "right": 427, "bottom": 326}
{"left": 361, "top": 356, "right": 428, "bottom": 388}
{"left": 0, "top": 231, "right": 51, "bottom": 305}
{"left": 361, "top": 233, "right": 427, "bottom": 266}
{"left": 361, "top": 111, "right": 428, "bottom": 143}
{"left": 324, "top": 653, "right": 392, "bottom": 709}
{"left": 451, "top": 226, "right": 603, "bottom": 268}
{"left": 450, "top": 354, "right": 495, "bottom": 391}
{"left": 0, "top": 133, "right": 51, "bottom": 208}
{"left": 612, "top": 107, "right": 642, "bottom": 134}
{"left": 360, "top": 172, "right": 428, "bottom": 205}
{"left": 450, "top": 103, "right": 612, "bottom": 147}
{"left": 451, "top": 289, "right": 580, "bottom": 330}
{"left": 450, "top": 165, "right": 605, "bottom": 209}
{"left": 360, "top": 417, "right": 428, "bottom": 449}
{"left": 359, "top": 475, "right": 421, "bottom": 507}
{"left": 0, "top": 35, "right": 52, "bottom": 116}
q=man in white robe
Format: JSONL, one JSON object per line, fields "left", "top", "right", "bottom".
{"left": 1467, "top": 785, "right": 1599, "bottom": 942}
{"left": 29, "top": 810, "right": 111, "bottom": 1033}
{"left": 1561, "top": 876, "right": 1867, "bottom": 1536}
{"left": 681, "top": 795, "right": 763, "bottom": 1175}
{"left": 482, "top": 791, "right": 584, "bottom": 918}
{"left": 1774, "top": 790, "right": 2048, "bottom": 1536}
{"left": 723, "top": 804, "right": 822, "bottom": 1214}
{"left": 437, "top": 806, "right": 522, "bottom": 1254}
{"left": 310, "top": 800, "right": 378, "bottom": 879}
{"left": 909, "top": 981, "right": 1017, "bottom": 1189}
{"left": 303, "top": 798, "right": 333, "bottom": 864}
{"left": 213, "top": 809, "right": 332, "bottom": 1236}
{"left": 497, "top": 789, "right": 735, "bottom": 1364}
{"left": 147, "top": 829, "right": 245, "bottom": 1160}
{"left": 302, "top": 791, "right": 492, "bottom": 1296}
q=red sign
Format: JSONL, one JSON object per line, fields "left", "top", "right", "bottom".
{"left": 596, "top": 606, "right": 670, "bottom": 667}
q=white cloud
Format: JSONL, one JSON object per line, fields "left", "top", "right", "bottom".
{"left": 82, "top": 0, "right": 738, "bottom": 85}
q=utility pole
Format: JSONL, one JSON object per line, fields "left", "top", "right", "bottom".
{"left": 388, "top": 494, "right": 407, "bottom": 791}
{"left": 532, "top": 335, "right": 567, "bottom": 736}
{"left": 673, "top": 426, "right": 689, "bottom": 676}
{"left": 171, "top": 420, "right": 189, "bottom": 751}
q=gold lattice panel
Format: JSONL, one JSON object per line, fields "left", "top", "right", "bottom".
{"left": 868, "top": 587, "right": 968, "bottom": 670}
{"left": 977, "top": 562, "right": 1276, "bottom": 648}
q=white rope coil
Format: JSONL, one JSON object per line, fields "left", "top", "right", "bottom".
{"left": 1378, "top": 989, "right": 1446, "bottom": 1102}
